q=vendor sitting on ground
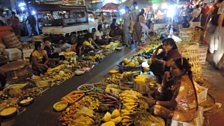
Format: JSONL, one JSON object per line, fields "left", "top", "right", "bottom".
{"left": 150, "top": 38, "right": 181, "bottom": 83}
{"left": 109, "top": 19, "right": 122, "bottom": 38}
{"left": 79, "top": 34, "right": 100, "bottom": 55}
{"left": 153, "top": 58, "right": 198, "bottom": 122}
{"left": 30, "top": 42, "right": 49, "bottom": 75}
{"left": 94, "top": 25, "right": 110, "bottom": 45}
{"left": 43, "top": 38, "right": 65, "bottom": 62}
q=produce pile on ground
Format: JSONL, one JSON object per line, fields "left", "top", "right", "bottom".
{"left": 0, "top": 42, "right": 122, "bottom": 118}
{"left": 54, "top": 43, "right": 166, "bottom": 126}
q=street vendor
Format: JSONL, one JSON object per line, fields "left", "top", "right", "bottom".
{"left": 43, "top": 38, "right": 65, "bottom": 62}
{"left": 94, "top": 25, "right": 110, "bottom": 45}
{"left": 109, "top": 18, "right": 122, "bottom": 38}
{"left": 150, "top": 38, "right": 181, "bottom": 83}
{"left": 30, "top": 42, "right": 49, "bottom": 75}
{"left": 79, "top": 34, "right": 100, "bottom": 55}
{"left": 152, "top": 58, "right": 198, "bottom": 122}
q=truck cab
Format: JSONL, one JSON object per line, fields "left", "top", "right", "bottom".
{"left": 33, "top": 4, "right": 98, "bottom": 42}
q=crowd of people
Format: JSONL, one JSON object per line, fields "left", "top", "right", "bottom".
{"left": 0, "top": 8, "right": 38, "bottom": 36}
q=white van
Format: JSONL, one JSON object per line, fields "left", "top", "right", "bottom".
{"left": 33, "top": 4, "right": 98, "bottom": 40}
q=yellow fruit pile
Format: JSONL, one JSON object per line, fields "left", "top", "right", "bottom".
{"left": 121, "top": 58, "right": 141, "bottom": 67}
{"left": 137, "top": 43, "right": 160, "bottom": 55}
{"left": 101, "top": 109, "right": 122, "bottom": 126}
{"left": 134, "top": 75, "right": 149, "bottom": 85}
{"left": 83, "top": 41, "right": 92, "bottom": 47}
{"left": 119, "top": 90, "right": 142, "bottom": 126}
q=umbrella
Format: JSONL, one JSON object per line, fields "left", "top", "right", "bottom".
{"left": 101, "top": 3, "right": 120, "bottom": 11}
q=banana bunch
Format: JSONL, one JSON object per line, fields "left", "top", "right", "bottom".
{"left": 119, "top": 90, "right": 142, "bottom": 126}
{"left": 47, "top": 64, "right": 66, "bottom": 75}
{"left": 47, "top": 69, "right": 74, "bottom": 82}
{"left": 105, "top": 73, "right": 123, "bottom": 84}
{"left": 83, "top": 41, "right": 92, "bottom": 47}
{"left": 102, "top": 41, "right": 120, "bottom": 50}
{"left": 137, "top": 43, "right": 160, "bottom": 55}
{"left": 94, "top": 53, "right": 104, "bottom": 59}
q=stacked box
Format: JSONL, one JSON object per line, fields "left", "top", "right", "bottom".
{"left": 5, "top": 48, "right": 22, "bottom": 61}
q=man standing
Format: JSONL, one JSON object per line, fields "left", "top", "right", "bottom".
{"left": 26, "top": 12, "right": 38, "bottom": 35}
{"left": 10, "top": 11, "right": 20, "bottom": 36}
{"left": 123, "top": 6, "right": 131, "bottom": 46}
{"left": 130, "top": 1, "right": 138, "bottom": 30}
{"left": 0, "top": 8, "right": 6, "bottom": 26}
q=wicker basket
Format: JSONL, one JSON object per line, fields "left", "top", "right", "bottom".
{"left": 178, "top": 42, "right": 202, "bottom": 79}
{"left": 198, "top": 46, "right": 208, "bottom": 64}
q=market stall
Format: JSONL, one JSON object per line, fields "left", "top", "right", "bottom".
{"left": 0, "top": 25, "right": 212, "bottom": 126}
{"left": 1, "top": 46, "right": 136, "bottom": 126}
{"left": 0, "top": 39, "right": 123, "bottom": 121}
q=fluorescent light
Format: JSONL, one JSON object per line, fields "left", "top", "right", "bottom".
{"left": 120, "top": 9, "right": 125, "bottom": 15}
{"left": 152, "top": 4, "right": 158, "bottom": 10}
{"left": 32, "top": 10, "right": 36, "bottom": 15}
{"left": 18, "top": 2, "right": 26, "bottom": 7}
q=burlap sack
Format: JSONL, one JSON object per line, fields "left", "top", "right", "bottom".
{"left": 3, "top": 32, "right": 21, "bottom": 48}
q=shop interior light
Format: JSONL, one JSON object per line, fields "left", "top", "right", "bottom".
{"left": 32, "top": 10, "right": 36, "bottom": 15}
{"left": 152, "top": 4, "right": 158, "bottom": 10}
{"left": 20, "top": 7, "right": 25, "bottom": 11}
{"left": 167, "top": 5, "right": 176, "bottom": 18}
{"left": 18, "top": 2, "right": 26, "bottom": 7}
{"left": 136, "top": 6, "right": 139, "bottom": 9}
{"left": 161, "top": 3, "right": 168, "bottom": 9}
{"left": 120, "top": 9, "right": 125, "bottom": 15}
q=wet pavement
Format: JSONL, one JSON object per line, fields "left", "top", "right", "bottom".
{"left": 201, "top": 63, "right": 224, "bottom": 126}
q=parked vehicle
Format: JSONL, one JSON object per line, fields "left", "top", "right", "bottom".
{"left": 32, "top": 4, "right": 98, "bottom": 42}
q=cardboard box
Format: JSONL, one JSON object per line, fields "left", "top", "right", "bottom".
{"left": 5, "top": 48, "right": 22, "bottom": 61}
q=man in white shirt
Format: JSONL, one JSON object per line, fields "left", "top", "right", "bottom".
{"left": 191, "top": 5, "right": 201, "bottom": 22}
{"left": 94, "top": 25, "right": 109, "bottom": 45}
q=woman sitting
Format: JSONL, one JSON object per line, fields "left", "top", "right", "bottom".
{"left": 30, "top": 42, "right": 49, "bottom": 75}
{"left": 153, "top": 58, "right": 198, "bottom": 122}
{"left": 150, "top": 38, "right": 181, "bottom": 83}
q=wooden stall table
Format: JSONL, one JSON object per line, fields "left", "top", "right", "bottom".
{"left": 0, "top": 61, "right": 31, "bottom": 81}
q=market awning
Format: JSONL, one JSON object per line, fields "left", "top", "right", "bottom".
{"left": 101, "top": 3, "right": 120, "bottom": 11}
